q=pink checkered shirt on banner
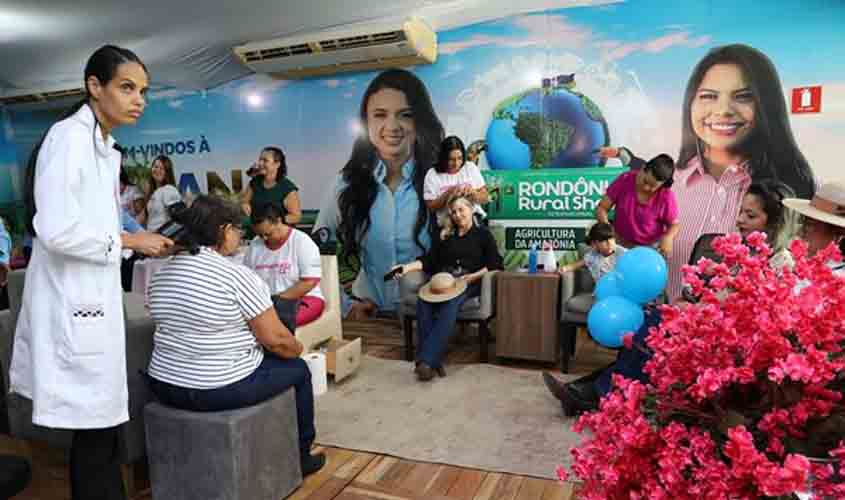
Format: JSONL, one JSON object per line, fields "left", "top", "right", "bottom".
{"left": 666, "top": 156, "right": 751, "bottom": 300}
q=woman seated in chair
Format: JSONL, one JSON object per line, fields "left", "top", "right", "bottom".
{"left": 144, "top": 195, "right": 325, "bottom": 476}
{"left": 245, "top": 201, "right": 325, "bottom": 333}
{"left": 687, "top": 179, "right": 798, "bottom": 275}
{"left": 391, "top": 195, "right": 503, "bottom": 381}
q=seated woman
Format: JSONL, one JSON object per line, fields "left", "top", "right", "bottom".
{"left": 240, "top": 146, "right": 302, "bottom": 226}
{"left": 691, "top": 180, "right": 798, "bottom": 270}
{"left": 144, "top": 195, "right": 325, "bottom": 476}
{"left": 245, "top": 202, "right": 325, "bottom": 332}
{"left": 392, "top": 195, "right": 503, "bottom": 381}
{"left": 119, "top": 168, "right": 145, "bottom": 224}
{"left": 145, "top": 155, "right": 182, "bottom": 232}
{"left": 784, "top": 180, "right": 845, "bottom": 275}
{"left": 544, "top": 179, "right": 801, "bottom": 416}
{"left": 680, "top": 180, "right": 798, "bottom": 303}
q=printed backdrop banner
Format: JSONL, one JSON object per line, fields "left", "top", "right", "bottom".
{"left": 489, "top": 219, "right": 593, "bottom": 271}
{"left": 481, "top": 168, "right": 626, "bottom": 220}
{"left": 0, "top": 0, "right": 842, "bottom": 222}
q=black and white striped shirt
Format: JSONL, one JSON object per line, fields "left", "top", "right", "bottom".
{"left": 147, "top": 247, "right": 272, "bottom": 389}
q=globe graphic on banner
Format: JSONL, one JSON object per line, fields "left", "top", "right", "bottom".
{"left": 485, "top": 76, "right": 610, "bottom": 170}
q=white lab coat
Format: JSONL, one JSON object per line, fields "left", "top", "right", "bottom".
{"left": 10, "top": 104, "right": 127, "bottom": 429}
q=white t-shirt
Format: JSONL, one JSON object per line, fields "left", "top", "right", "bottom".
{"left": 243, "top": 228, "right": 324, "bottom": 301}
{"left": 146, "top": 184, "right": 182, "bottom": 232}
{"left": 120, "top": 185, "right": 144, "bottom": 216}
{"left": 423, "top": 161, "right": 487, "bottom": 222}
{"left": 584, "top": 245, "right": 628, "bottom": 282}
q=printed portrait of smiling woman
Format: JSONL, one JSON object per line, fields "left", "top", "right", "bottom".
{"left": 314, "top": 68, "right": 444, "bottom": 319}
{"left": 690, "top": 63, "right": 756, "bottom": 154}
{"left": 679, "top": 44, "right": 815, "bottom": 199}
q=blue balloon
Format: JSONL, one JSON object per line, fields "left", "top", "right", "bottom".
{"left": 587, "top": 296, "right": 645, "bottom": 348}
{"left": 595, "top": 271, "right": 622, "bottom": 301}
{"left": 616, "top": 247, "right": 668, "bottom": 305}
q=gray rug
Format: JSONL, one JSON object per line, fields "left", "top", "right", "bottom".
{"left": 314, "top": 356, "right": 582, "bottom": 479}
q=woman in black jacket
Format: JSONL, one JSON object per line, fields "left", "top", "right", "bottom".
{"left": 392, "top": 195, "right": 503, "bottom": 381}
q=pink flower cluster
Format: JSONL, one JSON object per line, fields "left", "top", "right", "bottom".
{"left": 563, "top": 234, "right": 845, "bottom": 499}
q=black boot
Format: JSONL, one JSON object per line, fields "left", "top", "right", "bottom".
{"left": 567, "top": 378, "right": 599, "bottom": 404}
{"left": 545, "top": 372, "right": 600, "bottom": 417}
{"left": 301, "top": 451, "right": 326, "bottom": 477}
{"left": 415, "top": 362, "right": 435, "bottom": 381}
{"left": 543, "top": 372, "right": 568, "bottom": 402}
{"left": 562, "top": 382, "right": 599, "bottom": 416}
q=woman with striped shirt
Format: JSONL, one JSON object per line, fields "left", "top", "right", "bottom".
{"left": 145, "top": 195, "right": 325, "bottom": 476}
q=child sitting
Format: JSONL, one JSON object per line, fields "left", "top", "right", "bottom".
{"left": 244, "top": 202, "right": 325, "bottom": 332}
{"left": 559, "top": 222, "right": 627, "bottom": 282}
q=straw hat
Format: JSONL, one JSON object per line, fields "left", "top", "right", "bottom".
{"left": 782, "top": 180, "right": 845, "bottom": 229}
{"left": 418, "top": 272, "right": 467, "bottom": 303}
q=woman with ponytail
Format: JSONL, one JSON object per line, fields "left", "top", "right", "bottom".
{"left": 10, "top": 45, "right": 172, "bottom": 500}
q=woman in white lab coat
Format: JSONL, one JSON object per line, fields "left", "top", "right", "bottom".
{"left": 11, "top": 45, "right": 172, "bottom": 500}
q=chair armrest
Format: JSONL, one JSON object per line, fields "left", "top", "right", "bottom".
{"left": 399, "top": 270, "right": 427, "bottom": 302}
{"left": 560, "top": 270, "right": 576, "bottom": 311}
{"left": 476, "top": 270, "right": 499, "bottom": 317}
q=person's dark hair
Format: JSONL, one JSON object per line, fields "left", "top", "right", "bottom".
{"left": 120, "top": 168, "right": 131, "bottom": 186}
{"left": 435, "top": 136, "right": 466, "bottom": 174}
{"left": 172, "top": 195, "right": 242, "bottom": 254}
{"left": 24, "top": 45, "right": 147, "bottom": 235}
{"left": 252, "top": 201, "right": 286, "bottom": 226}
{"left": 643, "top": 153, "right": 675, "bottom": 188}
{"left": 337, "top": 68, "right": 444, "bottom": 256}
{"left": 150, "top": 155, "right": 176, "bottom": 190}
{"left": 262, "top": 146, "right": 287, "bottom": 178}
{"left": 585, "top": 222, "right": 615, "bottom": 244}
{"left": 745, "top": 179, "right": 796, "bottom": 251}
{"left": 677, "top": 44, "right": 816, "bottom": 199}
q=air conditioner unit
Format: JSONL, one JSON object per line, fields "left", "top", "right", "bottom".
{"left": 0, "top": 87, "right": 84, "bottom": 106}
{"left": 233, "top": 17, "right": 437, "bottom": 79}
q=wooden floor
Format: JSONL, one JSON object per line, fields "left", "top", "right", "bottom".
{"left": 1, "top": 319, "right": 615, "bottom": 500}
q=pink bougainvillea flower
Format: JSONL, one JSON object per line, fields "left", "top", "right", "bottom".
{"left": 563, "top": 233, "right": 845, "bottom": 499}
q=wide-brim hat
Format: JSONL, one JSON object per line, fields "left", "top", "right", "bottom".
{"left": 782, "top": 180, "right": 845, "bottom": 229}
{"left": 418, "top": 272, "right": 467, "bottom": 303}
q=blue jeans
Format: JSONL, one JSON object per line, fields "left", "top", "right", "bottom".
{"left": 146, "top": 354, "right": 316, "bottom": 455}
{"left": 415, "top": 282, "right": 480, "bottom": 368}
{"left": 272, "top": 296, "right": 299, "bottom": 333}
{"left": 595, "top": 306, "right": 662, "bottom": 396}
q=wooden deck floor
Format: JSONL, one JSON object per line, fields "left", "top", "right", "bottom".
{"left": 1, "top": 319, "right": 614, "bottom": 499}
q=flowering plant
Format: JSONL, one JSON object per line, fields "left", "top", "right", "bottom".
{"left": 563, "top": 233, "right": 845, "bottom": 499}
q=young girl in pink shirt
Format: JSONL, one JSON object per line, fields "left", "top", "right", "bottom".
{"left": 596, "top": 153, "right": 680, "bottom": 257}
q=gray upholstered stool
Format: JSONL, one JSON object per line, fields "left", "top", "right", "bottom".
{"left": 144, "top": 389, "right": 302, "bottom": 500}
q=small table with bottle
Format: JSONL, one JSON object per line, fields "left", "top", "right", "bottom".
{"left": 494, "top": 243, "right": 561, "bottom": 363}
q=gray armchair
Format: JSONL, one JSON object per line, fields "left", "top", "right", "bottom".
{"left": 398, "top": 270, "right": 499, "bottom": 363}
{"left": 0, "top": 269, "right": 156, "bottom": 464}
{"left": 558, "top": 244, "right": 595, "bottom": 373}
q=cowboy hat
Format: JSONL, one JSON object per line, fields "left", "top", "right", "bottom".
{"left": 418, "top": 272, "right": 467, "bottom": 303}
{"left": 782, "top": 180, "right": 845, "bottom": 229}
